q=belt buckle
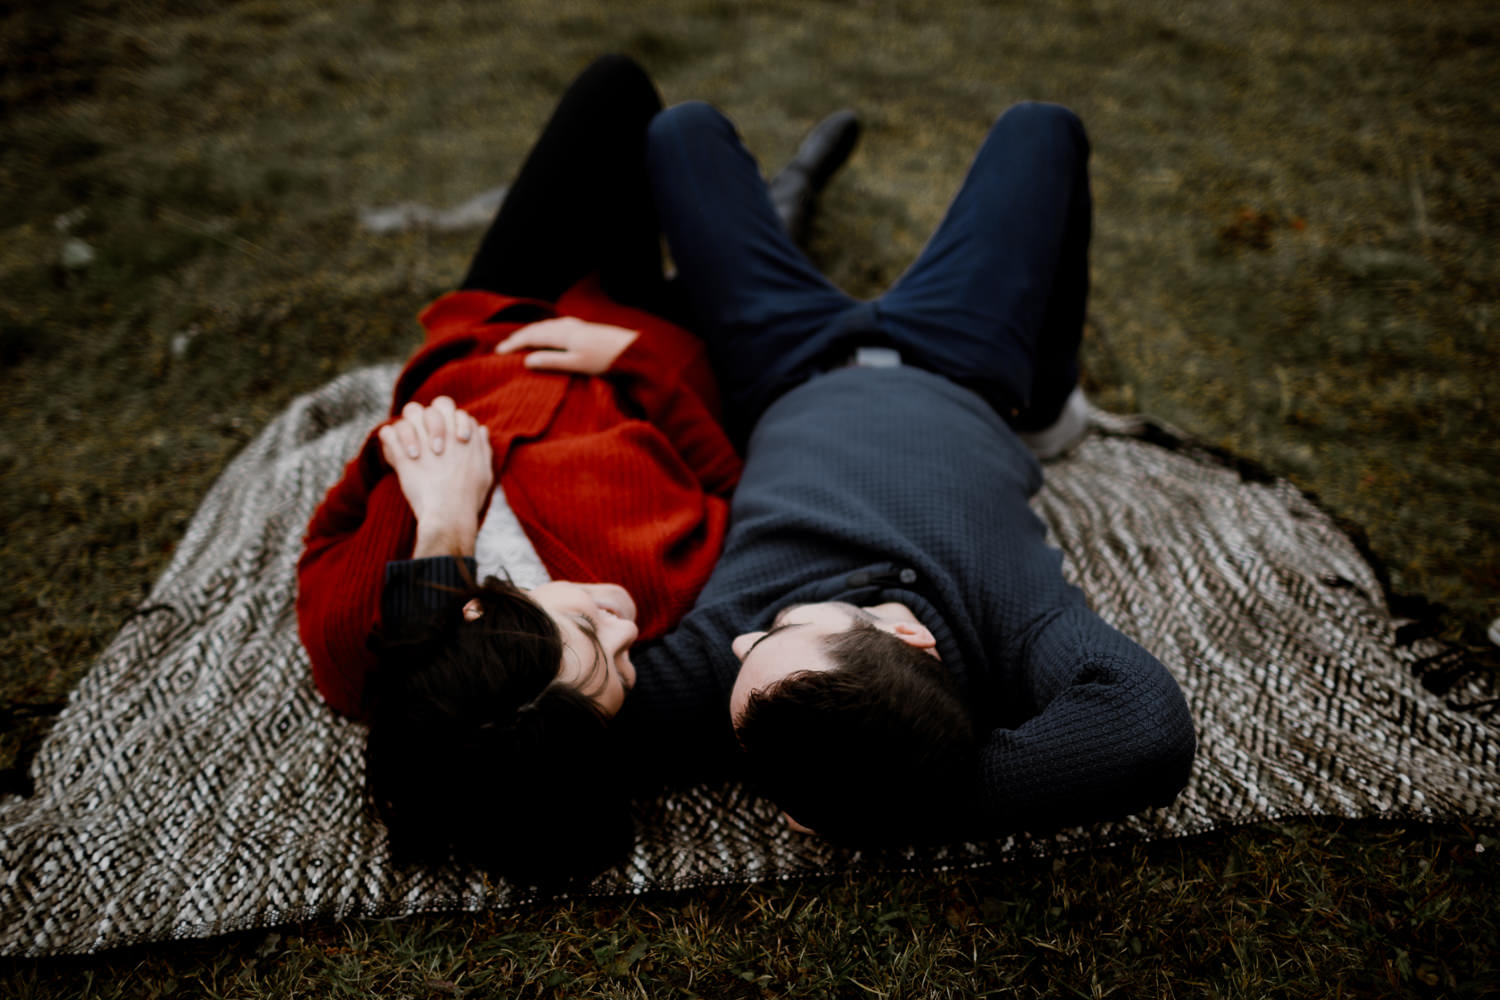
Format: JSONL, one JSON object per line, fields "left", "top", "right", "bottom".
{"left": 849, "top": 346, "right": 902, "bottom": 368}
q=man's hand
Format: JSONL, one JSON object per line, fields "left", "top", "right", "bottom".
{"left": 495, "top": 317, "right": 640, "bottom": 375}
{"left": 377, "top": 396, "right": 493, "bottom": 558}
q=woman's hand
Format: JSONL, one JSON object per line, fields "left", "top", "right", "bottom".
{"left": 377, "top": 396, "right": 493, "bottom": 558}
{"left": 495, "top": 317, "right": 639, "bottom": 375}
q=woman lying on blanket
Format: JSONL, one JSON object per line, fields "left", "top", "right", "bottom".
{"left": 295, "top": 55, "right": 856, "bottom": 884}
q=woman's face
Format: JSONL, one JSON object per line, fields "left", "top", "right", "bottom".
{"left": 526, "top": 581, "right": 639, "bottom": 717}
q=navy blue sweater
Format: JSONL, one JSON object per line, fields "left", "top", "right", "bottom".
{"left": 613, "top": 366, "right": 1195, "bottom": 832}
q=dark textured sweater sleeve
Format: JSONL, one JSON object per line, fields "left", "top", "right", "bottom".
{"left": 380, "top": 556, "right": 477, "bottom": 641}
{"left": 977, "top": 600, "right": 1196, "bottom": 831}
{"left": 612, "top": 613, "right": 745, "bottom": 789}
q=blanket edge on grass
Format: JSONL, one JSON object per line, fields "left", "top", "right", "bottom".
{"left": 2, "top": 363, "right": 1495, "bottom": 957}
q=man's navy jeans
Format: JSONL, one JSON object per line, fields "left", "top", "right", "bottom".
{"left": 646, "top": 100, "right": 1092, "bottom": 445}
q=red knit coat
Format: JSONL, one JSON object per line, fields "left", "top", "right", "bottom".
{"left": 296, "top": 276, "right": 742, "bottom": 718}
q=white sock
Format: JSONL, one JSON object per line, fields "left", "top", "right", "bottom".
{"left": 1018, "top": 387, "right": 1092, "bottom": 460}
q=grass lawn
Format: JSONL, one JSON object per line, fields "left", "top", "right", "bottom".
{"left": 2, "top": 0, "right": 1497, "bottom": 995}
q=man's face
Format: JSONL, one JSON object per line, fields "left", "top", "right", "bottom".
{"left": 526, "top": 581, "right": 639, "bottom": 717}
{"left": 729, "top": 601, "right": 936, "bottom": 726}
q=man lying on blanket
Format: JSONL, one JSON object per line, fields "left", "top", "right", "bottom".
{"left": 305, "top": 82, "right": 1196, "bottom": 884}
{"left": 609, "top": 100, "right": 1196, "bottom": 845}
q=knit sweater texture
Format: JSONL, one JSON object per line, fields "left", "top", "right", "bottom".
{"left": 615, "top": 365, "right": 1196, "bottom": 832}
{"left": 297, "top": 276, "right": 741, "bottom": 718}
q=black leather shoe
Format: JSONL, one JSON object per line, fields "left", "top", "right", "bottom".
{"left": 768, "top": 109, "right": 861, "bottom": 242}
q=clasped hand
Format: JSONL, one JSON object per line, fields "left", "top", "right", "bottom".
{"left": 378, "top": 396, "right": 493, "bottom": 557}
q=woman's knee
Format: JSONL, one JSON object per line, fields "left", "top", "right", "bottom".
{"left": 566, "top": 54, "right": 662, "bottom": 120}
{"left": 579, "top": 53, "right": 653, "bottom": 92}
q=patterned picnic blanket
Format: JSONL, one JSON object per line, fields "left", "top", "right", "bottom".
{"left": 2, "top": 363, "right": 1494, "bottom": 956}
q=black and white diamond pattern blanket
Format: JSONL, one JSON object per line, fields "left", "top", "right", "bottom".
{"left": 2, "top": 364, "right": 1495, "bottom": 956}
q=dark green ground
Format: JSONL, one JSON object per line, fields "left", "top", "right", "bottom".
{"left": 2, "top": 0, "right": 1497, "bottom": 995}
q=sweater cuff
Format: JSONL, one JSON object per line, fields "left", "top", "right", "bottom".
{"left": 381, "top": 556, "right": 477, "bottom": 639}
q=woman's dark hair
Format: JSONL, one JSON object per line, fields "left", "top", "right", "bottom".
{"left": 735, "top": 620, "right": 979, "bottom": 844}
{"left": 364, "top": 575, "right": 634, "bottom": 887}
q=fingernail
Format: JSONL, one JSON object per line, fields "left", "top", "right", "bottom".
{"left": 406, "top": 445, "right": 419, "bottom": 458}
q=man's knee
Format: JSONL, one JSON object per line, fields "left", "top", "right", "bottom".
{"left": 996, "top": 101, "right": 1089, "bottom": 155}
{"left": 647, "top": 100, "right": 736, "bottom": 153}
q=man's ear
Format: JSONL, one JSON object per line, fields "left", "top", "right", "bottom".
{"left": 884, "top": 620, "right": 936, "bottom": 650}
{"left": 783, "top": 811, "right": 817, "bottom": 836}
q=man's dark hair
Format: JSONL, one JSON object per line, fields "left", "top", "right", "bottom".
{"left": 364, "top": 576, "right": 633, "bottom": 886}
{"left": 735, "top": 620, "right": 979, "bottom": 844}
